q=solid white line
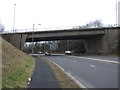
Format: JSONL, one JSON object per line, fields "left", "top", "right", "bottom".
{"left": 48, "top": 59, "right": 87, "bottom": 89}
{"left": 51, "top": 61, "right": 65, "bottom": 71}
{"left": 66, "top": 72, "right": 87, "bottom": 88}
{"left": 69, "top": 56, "right": 119, "bottom": 64}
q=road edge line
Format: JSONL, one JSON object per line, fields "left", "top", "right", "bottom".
{"left": 69, "top": 56, "right": 119, "bottom": 64}
{"left": 48, "top": 60, "right": 88, "bottom": 89}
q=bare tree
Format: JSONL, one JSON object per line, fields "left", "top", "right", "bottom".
{"left": 86, "top": 19, "right": 103, "bottom": 28}
{"left": 72, "top": 19, "right": 103, "bottom": 29}
{"left": 0, "top": 23, "right": 5, "bottom": 32}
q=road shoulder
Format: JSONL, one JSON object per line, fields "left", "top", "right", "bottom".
{"left": 39, "top": 56, "right": 80, "bottom": 88}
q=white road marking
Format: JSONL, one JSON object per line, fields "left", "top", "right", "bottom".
{"left": 68, "top": 56, "right": 119, "bottom": 64}
{"left": 51, "top": 61, "right": 65, "bottom": 71}
{"left": 90, "top": 65, "right": 95, "bottom": 67}
{"left": 47, "top": 59, "right": 87, "bottom": 89}
{"left": 66, "top": 72, "right": 87, "bottom": 89}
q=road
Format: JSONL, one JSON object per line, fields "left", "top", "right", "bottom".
{"left": 39, "top": 54, "right": 118, "bottom": 88}
{"left": 28, "top": 57, "right": 61, "bottom": 88}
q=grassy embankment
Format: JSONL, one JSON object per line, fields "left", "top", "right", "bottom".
{"left": 2, "top": 38, "right": 35, "bottom": 88}
{"left": 39, "top": 56, "right": 80, "bottom": 88}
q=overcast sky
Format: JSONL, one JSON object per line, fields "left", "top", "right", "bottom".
{"left": 0, "top": 0, "right": 119, "bottom": 31}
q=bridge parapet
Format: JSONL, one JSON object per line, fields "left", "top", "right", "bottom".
{"left": 1, "top": 25, "right": 120, "bottom": 34}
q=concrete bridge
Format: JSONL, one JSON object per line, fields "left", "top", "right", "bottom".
{"left": 2, "top": 27, "right": 119, "bottom": 54}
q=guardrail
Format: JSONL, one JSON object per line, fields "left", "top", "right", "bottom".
{"left": 1, "top": 24, "right": 120, "bottom": 34}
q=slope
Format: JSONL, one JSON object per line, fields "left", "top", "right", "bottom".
{"left": 2, "top": 37, "right": 35, "bottom": 88}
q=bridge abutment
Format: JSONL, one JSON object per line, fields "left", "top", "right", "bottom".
{"left": 2, "top": 34, "right": 28, "bottom": 50}
{"left": 84, "top": 28, "right": 119, "bottom": 54}
{"left": 84, "top": 35, "right": 103, "bottom": 54}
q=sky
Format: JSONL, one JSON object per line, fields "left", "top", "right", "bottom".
{"left": 0, "top": 0, "right": 119, "bottom": 31}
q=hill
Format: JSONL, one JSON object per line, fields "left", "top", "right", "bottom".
{"left": 1, "top": 37, "right": 35, "bottom": 88}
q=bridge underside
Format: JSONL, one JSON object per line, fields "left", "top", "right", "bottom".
{"left": 26, "top": 34, "right": 103, "bottom": 42}
{"left": 2, "top": 27, "right": 119, "bottom": 54}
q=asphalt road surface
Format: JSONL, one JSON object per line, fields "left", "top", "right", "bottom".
{"left": 28, "top": 57, "right": 61, "bottom": 88}
{"left": 40, "top": 54, "right": 119, "bottom": 88}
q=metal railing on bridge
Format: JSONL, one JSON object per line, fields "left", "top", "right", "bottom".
{"left": 1, "top": 24, "right": 120, "bottom": 34}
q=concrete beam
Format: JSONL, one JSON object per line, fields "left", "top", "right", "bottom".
{"left": 26, "top": 29, "right": 105, "bottom": 42}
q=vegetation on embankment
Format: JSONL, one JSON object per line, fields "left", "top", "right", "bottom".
{"left": 2, "top": 38, "right": 35, "bottom": 88}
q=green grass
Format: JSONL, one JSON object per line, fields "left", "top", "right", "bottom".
{"left": 2, "top": 57, "right": 35, "bottom": 88}
{"left": 2, "top": 38, "right": 35, "bottom": 88}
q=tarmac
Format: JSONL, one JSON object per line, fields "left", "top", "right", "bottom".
{"left": 28, "top": 56, "right": 61, "bottom": 88}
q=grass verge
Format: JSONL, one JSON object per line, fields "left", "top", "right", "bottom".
{"left": 2, "top": 38, "right": 35, "bottom": 88}
{"left": 2, "top": 56, "right": 35, "bottom": 88}
{"left": 39, "top": 56, "right": 80, "bottom": 88}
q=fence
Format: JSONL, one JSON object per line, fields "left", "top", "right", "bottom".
{"left": 1, "top": 24, "right": 120, "bottom": 34}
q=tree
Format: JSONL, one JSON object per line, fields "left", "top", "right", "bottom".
{"left": 0, "top": 23, "right": 5, "bottom": 32}
{"left": 86, "top": 19, "right": 103, "bottom": 28}
{"left": 72, "top": 19, "right": 103, "bottom": 29}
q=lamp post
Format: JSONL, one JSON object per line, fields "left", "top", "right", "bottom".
{"left": 13, "top": 4, "right": 16, "bottom": 33}
{"left": 116, "top": 0, "right": 118, "bottom": 26}
{"left": 32, "top": 24, "right": 41, "bottom": 54}
{"left": 118, "top": 1, "right": 120, "bottom": 25}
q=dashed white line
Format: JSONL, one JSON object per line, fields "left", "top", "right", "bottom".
{"left": 90, "top": 65, "right": 95, "bottom": 67}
